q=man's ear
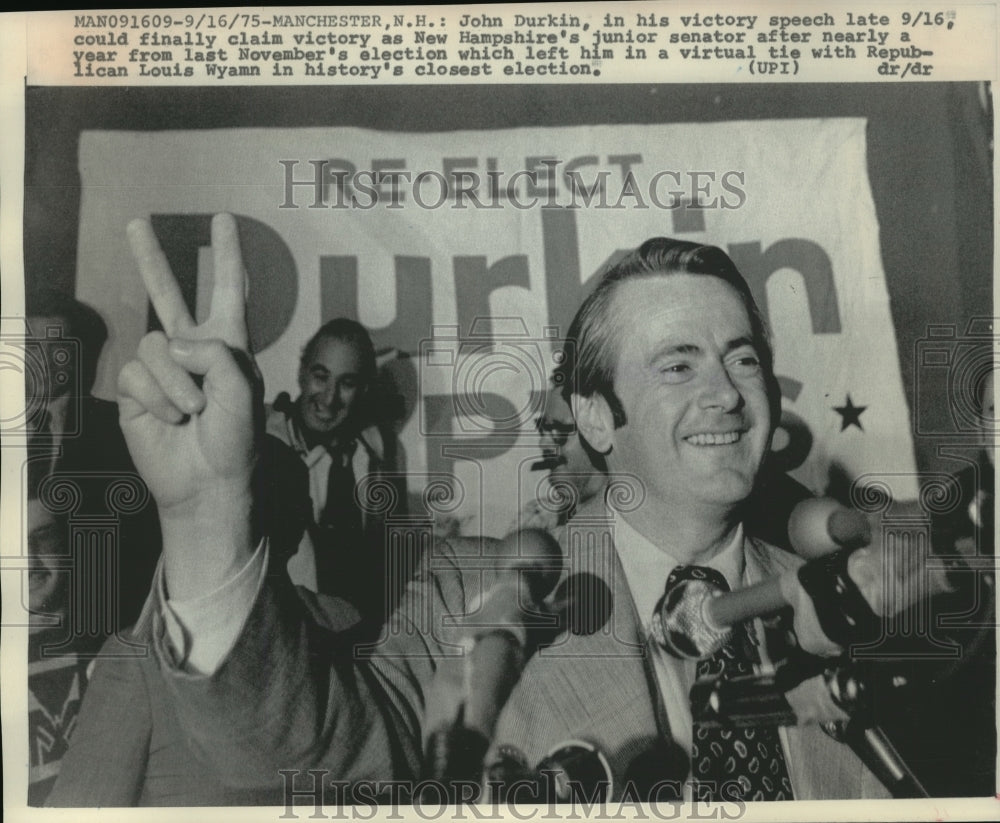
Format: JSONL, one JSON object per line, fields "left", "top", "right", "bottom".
{"left": 572, "top": 392, "right": 615, "bottom": 454}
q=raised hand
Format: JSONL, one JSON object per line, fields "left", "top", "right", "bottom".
{"left": 117, "top": 214, "right": 256, "bottom": 598}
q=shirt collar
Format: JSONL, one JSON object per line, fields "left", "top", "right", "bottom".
{"left": 611, "top": 504, "right": 745, "bottom": 627}
{"left": 284, "top": 413, "right": 360, "bottom": 466}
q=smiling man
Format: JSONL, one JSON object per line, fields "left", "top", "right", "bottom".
{"left": 569, "top": 245, "right": 777, "bottom": 561}
{"left": 266, "top": 318, "right": 397, "bottom": 619}
{"left": 118, "top": 220, "right": 890, "bottom": 804}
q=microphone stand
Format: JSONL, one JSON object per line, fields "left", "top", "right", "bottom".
{"left": 822, "top": 718, "right": 929, "bottom": 799}
{"left": 821, "top": 662, "right": 929, "bottom": 799}
{"left": 691, "top": 656, "right": 929, "bottom": 798}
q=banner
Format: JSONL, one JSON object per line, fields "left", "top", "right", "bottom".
{"left": 76, "top": 118, "right": 919, "bottom": 534}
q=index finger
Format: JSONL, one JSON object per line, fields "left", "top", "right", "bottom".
{"left": 127, "top": 218, "right": 194, "bottom": 337}
{"left": 209, "top": 213, "right": 248, "bottom": 348}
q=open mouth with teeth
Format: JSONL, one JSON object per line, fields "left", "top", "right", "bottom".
{"left": 684, "top": 431, "right": 743, "bottom": 446}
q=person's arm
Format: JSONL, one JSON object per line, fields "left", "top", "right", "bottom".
{"left": 115, "top": 216, "right": 468, "bottom": 787}
{"left": 159, "top": 540, "right": 267, "bottom": 675}
{"left": 148, "top": 534, "right": 485, "bottom": 788}
{"left": 47, "top": 636, "right": 150, "bottom": 807}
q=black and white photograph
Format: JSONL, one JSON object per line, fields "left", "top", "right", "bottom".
{"left": 1, "top": 4, "right": 997, "bottom": 820}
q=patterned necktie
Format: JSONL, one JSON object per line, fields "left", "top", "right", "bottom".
{"left": 664, "top": 565, "right": 794, "bottom": 802}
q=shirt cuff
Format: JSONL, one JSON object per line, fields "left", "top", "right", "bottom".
{"left": 160, "top": 540, "right": 268, "bottom": 675}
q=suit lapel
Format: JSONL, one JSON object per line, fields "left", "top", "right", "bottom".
{"left": 492, "top": 498, "right": 674, "bottom": 794}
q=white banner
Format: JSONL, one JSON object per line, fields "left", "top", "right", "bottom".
{"left": 76, "top": 118, "right": 919, "bottom": 533}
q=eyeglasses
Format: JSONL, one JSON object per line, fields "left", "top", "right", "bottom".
{"left": 535, "top": 417, "right": 576, "bottom": 444}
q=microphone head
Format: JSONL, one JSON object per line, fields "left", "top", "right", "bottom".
{"left": 535, "top": 740, "right": 613, "bottom": 803}
{"left": 624, "top": 740, "right": 688, "bottom": 801}
{"left": 550, "top": 572, "right": 615, "bottom": 637}
{"left": 496, "top": 528, "right": 564, "bottom": 601}
{"left": 788, "top": 497, "right": 871, "bottom": 559}
{"left": 651, "top": 575, "right": 730, "bottom": 660}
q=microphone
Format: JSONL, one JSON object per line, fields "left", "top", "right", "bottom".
{"left": 654, "top": 549, "right": 875, "bottom": 661}
{"left": 465, "top": 528, "right": 563, "bottom": 739}
{"left": 546, "top": 572, "right": 615, "bottom": 638}
{"left": 822, "top": 664, "right": 930, "bottom": 798}
{"left": 485, "top": 740, "right": 613, "bottom": 803}
{"left": 654, "top": 496, "right": 962, "bottom": 660}
{"left": 689, "top": 654, "right": 908, "bottom": 731}
{"left": 690, "top": 654, "right": 930, "bottom": 798}
{"left": 422, "top": 529, "right": 563, "bottom": 790}
{"left": 788, "top": 497, "right": 871, "bottom": 558}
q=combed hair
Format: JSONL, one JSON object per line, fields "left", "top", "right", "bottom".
{"left": 26, "top": 289, "right": 109, "bottom": 395}
{"left": 558, "top": 237, "right": 780, "bottom": 428}
{"left": 300, "top": 318, "right": 376, "bottom": 382}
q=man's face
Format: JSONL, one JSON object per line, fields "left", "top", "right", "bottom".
{"left": 600, "top": 274, "right": 771, "bottom": 514}
{"left": 297, "top": 336, "right": 367, "bottom": 440}
{"left": 27, "top": 499, "right": 68, "bottom": 619}
{"left": 535, "top": 390, "right": 603, "bottom": 502}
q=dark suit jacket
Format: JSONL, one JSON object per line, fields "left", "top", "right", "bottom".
{"left": 149, "top": 497, "right": 889, "bottom": 801}
{"left": 46, "top": 396, "right": 162, "bottom": 629}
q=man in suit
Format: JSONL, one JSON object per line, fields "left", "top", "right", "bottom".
{"left": 117, "top": 217, "right": 891, "bottom": 803}
{"left": 266, "top": 318, "right": 403, "bottom": 624}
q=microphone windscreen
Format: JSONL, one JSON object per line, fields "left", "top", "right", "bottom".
{"left": 550, "top": 572, "right": 614, "bottom": 636}
{"left": 623, "top": 741, "right": 688, "bottom": 801}
{"left": 495, "top": 528, "right": 564, "bottom": 601}
{"left": 788, "top": 497, "right": 870, "bottom": 559}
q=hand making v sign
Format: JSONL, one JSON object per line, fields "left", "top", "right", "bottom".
{"left": 116, "top": 213, "right": 257, "bottom": 600}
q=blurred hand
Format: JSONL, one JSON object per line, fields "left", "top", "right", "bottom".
{"left": 117, "top": 213, "right": 256, "bottom": 597}
{"left": 780, "top": 507, "right": 954, "bottom": 656}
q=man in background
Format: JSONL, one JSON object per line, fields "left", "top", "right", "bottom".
{"left": 26, "top": 462, "right": 93, "bottom": 805}
{"left": 26, "top": 288, "right": 160, "bottom": 633}
{"left": 514, "top": 369, "right": 608, "bottom": 532}
{"left": 267, "top": 318, "right": 403, "bottom": 625}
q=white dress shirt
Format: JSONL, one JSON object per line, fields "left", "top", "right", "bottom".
{"left": 265, "top": 405, "right": 384, "bottom": 592}
{"left": 161, "top": 543, "right": 266, "bottom": 675}
{"left": 611, "top": 508, "right": 745, "bottom": 755}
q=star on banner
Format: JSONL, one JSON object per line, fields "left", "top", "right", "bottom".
{"left": 834, "top": 395, "right": 867, "bottom": 431}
